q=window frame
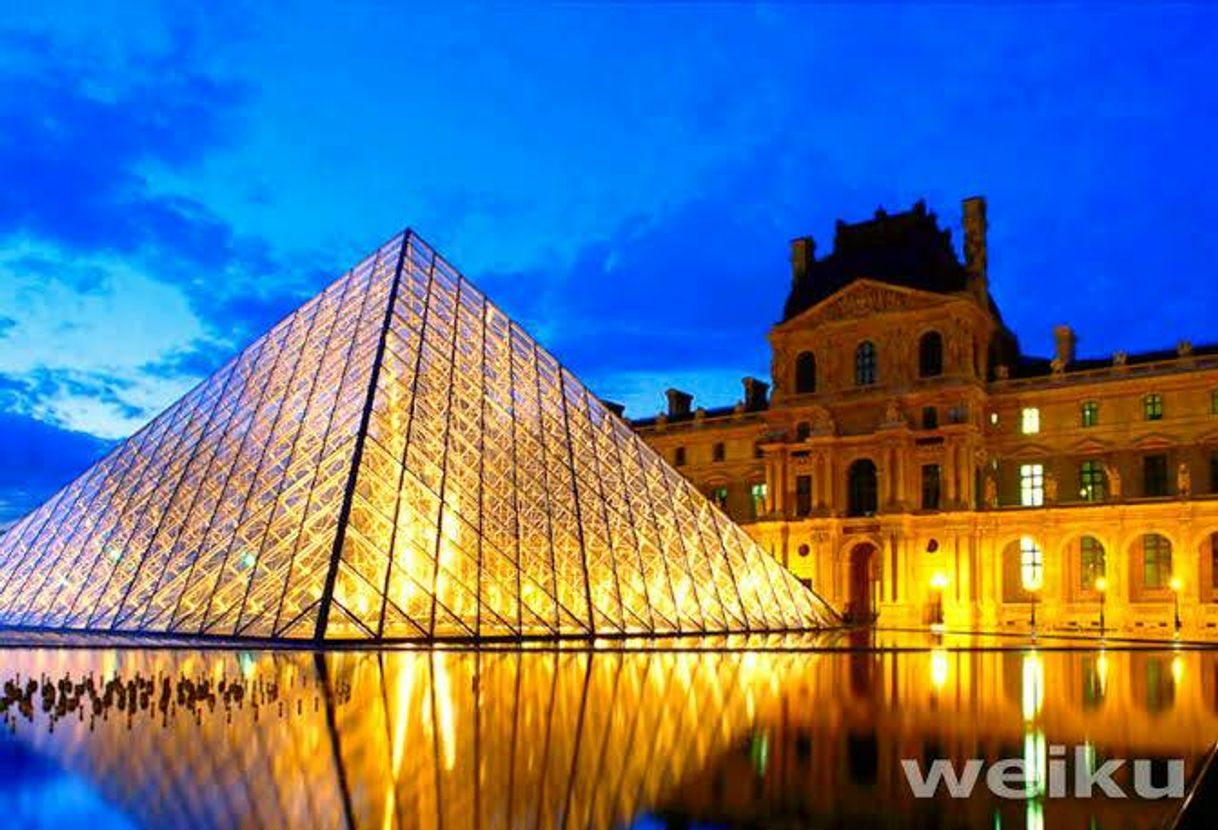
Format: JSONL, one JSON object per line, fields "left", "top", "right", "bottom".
{"left": 712, "top": 441, "right": 725, "bottom": 463}
{"left": 1143, "top": 453, "right": 1168, "bottom": 497}
{"left": 749, "top": 482, "right": 767, "bottom": 520}
{"left": 1080, "top": 535, "right": 1106, "bottom": 593}
{"left": 1081, "top": 400, "right": 1099, "bottom": 428}
{"left": 1143, "top": 393, "right": 1164, "bottom": 421}
{"left": 921, "top": 463, "right": 941, "bottom": 511}
{"left": 1019, "top": 463, "right": 1045, "bottom": 507}
{"left": 1020, "top": 536, "right": 1043, "bottom": 591}
{"left": 855, "top": 341, "right": 877, "bottom": 386}
{"left": 918, "top": 330, "right": 944, "bottom": 378}
{"left": 794, "top": 351, "right": 817, "bottom": 395}
{"left": 1021, "top": 407, "right": 1041, "bottom": 435}
{"left": 794, "top": 474, "right": 813, "bottom": 517}
{"left": 1079, "top": 459, "right": 1105, "bottom": 502}
{"left": 1141, "top": 533, "right": 1172, "bottom": 591}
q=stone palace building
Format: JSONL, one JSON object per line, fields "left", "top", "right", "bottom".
{"left": 631, "top": 197, "right": 1218, "bottom": 634}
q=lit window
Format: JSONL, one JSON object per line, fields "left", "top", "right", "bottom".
{"left": 1020, "top": 463, "right": 1045, "bottom": 506}
{"left": 712, "top": 442, "right": 725, "bottom": 462}
{"left": 1081, "top": 401, "right": 1098, "bottom": 428}
{"left": 1143, "top": 393, "right": 1163, "bottom": 421}
{"left": 1079, "top": 460, "right": 1105, "bottom": 502}
{"left": 1021, "top": 407, "right": 1040, "bottom": 434}
{"left": 855, "top": 341, "right": 877, "bottom": 386}
{"left": 1020, "top": 536, "right": 1043, "bottom": 590}
{"left": 710, "top": 486, "right": 729, "bottom": 510}
{"left": 749, "top": 482, "right": 767, "bottom": 520}
{"left": 989, "top": 411, "right": 999, "bottom": 426}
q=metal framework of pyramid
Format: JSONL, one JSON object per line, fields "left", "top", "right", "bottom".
{"left": 0, "top": 231, "right": 835, "bottom": 642}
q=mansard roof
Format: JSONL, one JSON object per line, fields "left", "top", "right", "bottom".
{"left": 782, "top": 200, "right": 970, "bottom": 322}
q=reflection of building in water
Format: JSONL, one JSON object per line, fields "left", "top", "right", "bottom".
{"left": 0, "top": 647, "right": 792, "bottom": 829}
{"left": 633, "top": 197, "right": 1218, "bottom": 634}
{"left": 668, "top": 644, "right": 1218, "bottom": 828}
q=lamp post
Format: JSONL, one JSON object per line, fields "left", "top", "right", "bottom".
{"left": 1029, "top": 584, "right": 1039, "bottom": 635}
{"left": 930, "top": 571, "right": 948, "bottom": 628}
{"left": 1095, "top": 575, "right": 1107, "bottom": 635}
{"left": 1170, "top": 576, "right": 1182, "bottom": 633}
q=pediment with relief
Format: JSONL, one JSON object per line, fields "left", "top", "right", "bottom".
{"left": 774, "top": 279, "right": 965, "bottom": 332}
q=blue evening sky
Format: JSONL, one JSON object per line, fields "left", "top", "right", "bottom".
{"left": 0, "top": 3, "right": 1215, "bottom": 521}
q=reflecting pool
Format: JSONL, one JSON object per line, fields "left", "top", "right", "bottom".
{"left": 1, "top": 632, "right": 1215, "bottom": 828}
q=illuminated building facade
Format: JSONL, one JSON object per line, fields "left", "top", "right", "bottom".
{"left": 0, "top": 231, "right": 833, "bottom": 642}
{"left": 633, "top": 198, "right": 1218, "bottom": 634}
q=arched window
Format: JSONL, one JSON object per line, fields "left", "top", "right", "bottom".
{"left": 795, "top": 351, "right": 817, "bottom": 394}
{"left": 918, "top": 331, "right": 944, "bottom": 377}
{"left": 1001, "top": 538, "right": 1042, "bottom": 602}
{"left": 1078, "top": 535, "right": 1106, "bottom": 595}
{"left": 855, "top": 341, "right": 877, "bottom": 386}
{"left": 847, "top": 458, "right": 878, "bottom": 517}
{"left": 795, "top": 421, "right": 811, "bottom": 442}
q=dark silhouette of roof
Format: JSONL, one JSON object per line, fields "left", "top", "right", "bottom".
{"left": 783, "top": 200, "right": 970, "bottom": 322}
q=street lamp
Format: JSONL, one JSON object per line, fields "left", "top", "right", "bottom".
{"left": 1095, "top": 575, "right": 1108, "bottom": 634}
{"left": 1170, "top": 576, "right": 1182, "bottom": 633}
{"left": 930, "top": 571, "right": 948, "bottom": 628}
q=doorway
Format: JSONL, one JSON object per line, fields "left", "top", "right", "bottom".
{"left": 847, "top": 542, "right": 879, "bottom": 623}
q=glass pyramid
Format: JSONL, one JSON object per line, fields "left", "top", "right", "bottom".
{"left": 0, "top": 231, "right": 836, "bottom": 641}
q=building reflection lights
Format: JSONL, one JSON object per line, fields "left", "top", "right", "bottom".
{"left": 1022, "top": 650, "right": 1044, "bottom": 722}
{"left": 1, "top": 641, "right": 1215, "bottom": 829}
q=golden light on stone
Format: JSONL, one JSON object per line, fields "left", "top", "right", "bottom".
{"left": 0, "top": 231, "right": 834, "bottom": 642}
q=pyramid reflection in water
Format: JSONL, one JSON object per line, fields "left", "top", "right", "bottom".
{"left": 0, "top": 231, "right": 834, "bottom": 640}
{"left": 3, "top": 647, "right": 796, "bottom": 829}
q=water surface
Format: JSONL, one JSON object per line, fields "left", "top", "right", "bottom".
{"left": 0, "top": 631, "right": 1214, "bottom": 828}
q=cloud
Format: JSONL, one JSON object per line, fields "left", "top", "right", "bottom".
{"left": 0, "top": 409, "right": 113, "bottom": 524}
{"left": 0, "top": 26, "right": 336, "bottom": 437}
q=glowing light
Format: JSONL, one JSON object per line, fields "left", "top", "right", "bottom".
{"left": 1172, "top": 655, "right": 1185, "bottom": 684}
{"left": 1170, "top": 576, "right": 1182, "bottom": 593}
{"left": 1022, "top": 651, "right": 1044, "bottom": 722}
{"left": 930, "top": 571, "right": 948, "bottom": 590}
{"left": 1094, "top": 576, "right": 1107, "bottom": 593}
{"left": 930, "top": 649, "right": 949, "bottom": 691}
{"left": 240, "top": 552, "right": 257, "bottom": 569}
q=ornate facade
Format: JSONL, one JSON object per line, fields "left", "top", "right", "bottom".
{"left": 632, "top": 197, "right": 1218, "bottom": 634}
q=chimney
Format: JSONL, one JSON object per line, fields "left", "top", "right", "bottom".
{"left": 789, "top": 236, "right": 816, "bottom": 286}
{"left": 665, "top": 388, "right": 693, "bottom": 419}
{"left": 962, "top": 196, "right": 988, "bottom": 300}
{"left": 742, "top": 377, "right": 769, "bottom": 411}
{"left": 1054, "top": 324, "right": 1076, "bottom": 366}
{"left": 601, "top": 400, "right": 626, "bottom": 418}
